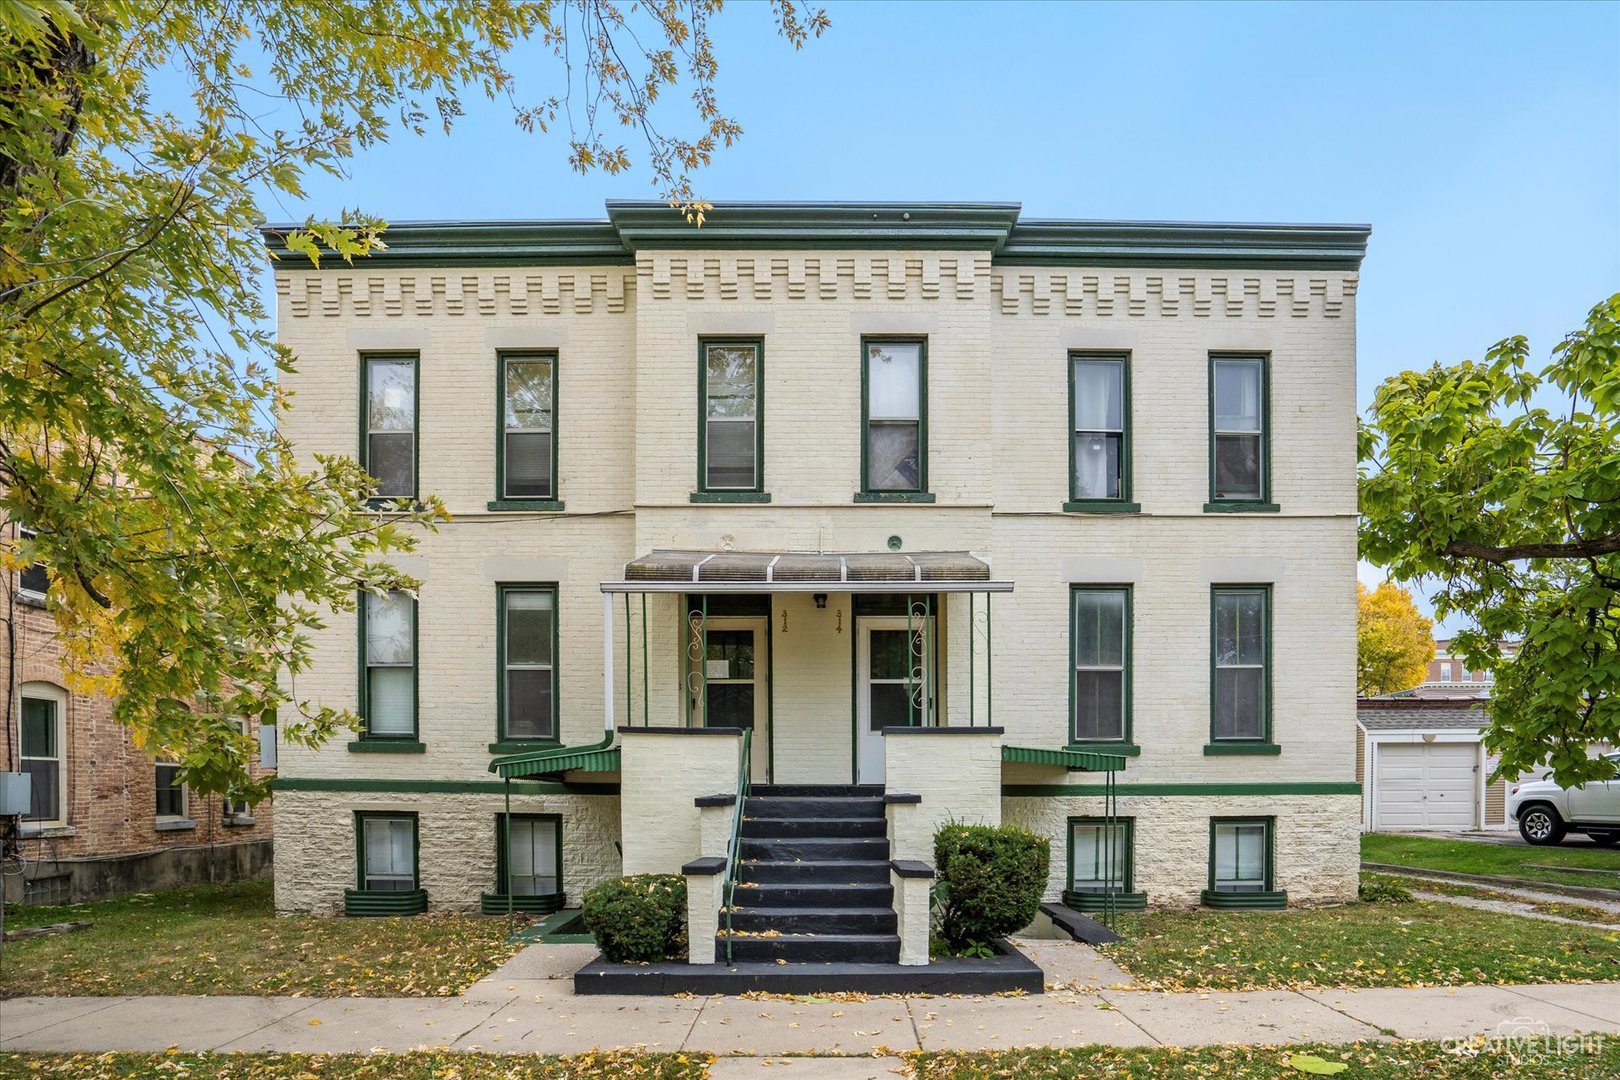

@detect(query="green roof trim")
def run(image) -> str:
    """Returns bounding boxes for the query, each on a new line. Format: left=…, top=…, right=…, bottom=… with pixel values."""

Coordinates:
left=261, top=203, right=1370, bottom=270
left=1002, top=744, right=1127, bottom=772
left=489, top=742, right=621, bottom=780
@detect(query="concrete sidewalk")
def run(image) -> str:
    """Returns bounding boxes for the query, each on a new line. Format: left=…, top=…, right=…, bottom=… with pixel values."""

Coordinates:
left=4, top=942, right=1619, bottom=1062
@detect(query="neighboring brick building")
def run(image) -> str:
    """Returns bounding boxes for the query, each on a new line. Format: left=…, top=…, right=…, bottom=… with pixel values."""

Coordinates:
left=264, top=201, right=1368, bottom=953
left=2, top=515, right=274, bottom=903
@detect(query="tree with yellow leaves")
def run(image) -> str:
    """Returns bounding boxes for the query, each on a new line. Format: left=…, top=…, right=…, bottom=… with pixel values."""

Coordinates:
left=1357, top=582, right=1436, bottom=696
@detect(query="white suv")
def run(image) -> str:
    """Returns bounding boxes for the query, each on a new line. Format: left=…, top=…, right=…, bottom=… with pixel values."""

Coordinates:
left=1507, top=752, right=1620, bottom=846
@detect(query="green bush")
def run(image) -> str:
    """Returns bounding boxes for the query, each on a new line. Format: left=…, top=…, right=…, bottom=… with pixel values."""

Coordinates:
left=580, top=874, right=687, bottom=962
left=1358, top=875, right=1415, bottom=904
left=933, top=823, right=1050, bottom=954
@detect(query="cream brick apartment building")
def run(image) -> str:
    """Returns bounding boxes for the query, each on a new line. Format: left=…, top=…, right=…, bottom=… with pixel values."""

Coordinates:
left=265, top=202, right=1368, bottom=934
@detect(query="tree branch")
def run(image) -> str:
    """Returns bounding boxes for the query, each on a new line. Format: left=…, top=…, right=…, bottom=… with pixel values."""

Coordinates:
left=1441, top=536, right=1620, bottom=563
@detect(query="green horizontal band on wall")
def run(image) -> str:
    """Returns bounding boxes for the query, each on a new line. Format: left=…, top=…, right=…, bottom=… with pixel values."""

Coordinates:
left=344, top=888, right=429, bottom=916
left=1002, top=782, right=1361, bottom=797
left=273, top=777, right=620, bottom=796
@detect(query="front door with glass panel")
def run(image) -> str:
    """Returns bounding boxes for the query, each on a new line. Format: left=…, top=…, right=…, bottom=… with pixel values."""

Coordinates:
left=690, top=617, right=769, bottom=780
left=856, top=616, right=935, bottom=785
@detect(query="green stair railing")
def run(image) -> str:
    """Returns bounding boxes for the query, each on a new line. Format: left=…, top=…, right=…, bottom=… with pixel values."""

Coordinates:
left=722, top=728, right=753, bottom=964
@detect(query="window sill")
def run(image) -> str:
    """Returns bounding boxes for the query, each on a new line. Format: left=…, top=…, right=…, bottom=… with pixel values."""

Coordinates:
left=1201, top=888, right=1287, bottom=910
left=348, top=740, right=427, bottom=754
left=1203, top=501, right=1280, bottom=514
left=344, top=887, right=429, bottom=917
left=223, top=815, right=258, bottom=827
left=1203, top=742, right=1281, bottom=756
left=690, top=491, right=772, bottom=504
left=155, top=818, right=196, bottom=832
left=854, top=491, right=936, bottom=504
left=1062, top=501, right=1141, bottom=514
left=1062, top=889, right=1148, bottom=913
left=1066, top=742, right=1141, bottom=757
left=19, top=824, right=75, bottom=839
left=13, top=590, right=47, bottom=609
left=365, top=497, right=422, bottom=512
left=488, top=740, right=561, bottom=754
left=487, top=499, right=565, bottom=512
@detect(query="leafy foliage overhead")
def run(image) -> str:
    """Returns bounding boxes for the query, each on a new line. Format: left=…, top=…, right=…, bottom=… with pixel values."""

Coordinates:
left=1359, top=295, right=1620, bottom=785
left=0, top=0, right=825, bottom=801
left=1356, top=581, right=1435, bottom=697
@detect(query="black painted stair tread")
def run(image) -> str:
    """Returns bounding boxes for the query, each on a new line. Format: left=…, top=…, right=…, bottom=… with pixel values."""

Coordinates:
left=736, top=883, right=895, bottom=905
left=741, top=816, right=888, bottom=838
left=720, top=932, right=903, bottom=964
left=749, top=784, right=886, bottom=798
left=728, top=906, right=898, bottom=934
left=739, top=859, right=891, bottom=883
left=745, top=797, right=886, bottom=819
left=740, top=837, right=890, bottom=860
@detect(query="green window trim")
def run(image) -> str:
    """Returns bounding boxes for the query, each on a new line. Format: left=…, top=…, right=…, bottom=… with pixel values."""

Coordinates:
left=860, top=336, right=929, bottom=495
left=497, top=583, right=561, bottom=744
left=360, top=352, right=420, bottom=504
left=697, top=338, right=765, bottom=494
left=357, top=589, right=419, bottom=741
left=354, top=810, right=420, bottom=893
left=1206, top=816, right=1278, bottom=896
left=1209, top=585, right=1272, bottom=746
left=494, top=812, right=564, bottom=902
left=1070, top=586, right=1132, bottom=746
left=497, top=351, right=560, bottom=503
left=1207, top=354, right=1272, bottom=507
left=1069, top=352, right=1131, bottom=504
left=1067, top=815, right=1136, bottom=895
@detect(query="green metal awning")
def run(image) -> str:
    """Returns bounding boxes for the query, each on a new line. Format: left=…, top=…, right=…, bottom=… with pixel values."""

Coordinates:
left=489, top=744, right=621, bottom=780
left=1002, top=745, right=1127, bottom=772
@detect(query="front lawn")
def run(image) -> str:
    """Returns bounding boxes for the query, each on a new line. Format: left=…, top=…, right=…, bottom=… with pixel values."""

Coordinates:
left=1101, top=897, right=1620, bottom=990
left=0, top=1053, right=707, bottom=1080
left=911, top=1041, right=1620, bottom=1079
left=0, top=880, right=521, bottom=998
left=1363, top=833, right=1620, bottom=891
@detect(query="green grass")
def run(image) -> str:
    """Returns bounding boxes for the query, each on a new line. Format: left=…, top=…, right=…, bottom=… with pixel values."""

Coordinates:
left=1362, top=870, right=1620, bottom=926
left=0, top=879, right=523, bottom=998
left=0, top=1053, right=708, bottom=1080
left=1363, top=833, right=1620, bottom=891
left=1101, top=897, right=1620, bottom=990
left=911, top=1041, right=1620, bottom=1079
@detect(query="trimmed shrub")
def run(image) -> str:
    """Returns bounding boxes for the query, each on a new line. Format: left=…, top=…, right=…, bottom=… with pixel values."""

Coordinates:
left=580, top=874, right=687, bottom=962
left=933, top=823, right=1050, bottom=954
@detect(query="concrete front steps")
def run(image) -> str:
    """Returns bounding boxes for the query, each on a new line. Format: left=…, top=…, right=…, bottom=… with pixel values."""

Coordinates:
left=573, top=784, right=1045, bottom=995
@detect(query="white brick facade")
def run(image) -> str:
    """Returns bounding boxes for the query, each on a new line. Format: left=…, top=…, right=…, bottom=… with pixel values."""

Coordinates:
left=268, top=204, right=1366, bottom=915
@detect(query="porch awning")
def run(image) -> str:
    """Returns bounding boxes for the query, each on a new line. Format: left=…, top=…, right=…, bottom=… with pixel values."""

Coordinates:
left=490, top=744, right=621, bottom=779
left=604, top=549, right=1013, bottom=593
left=1002, top=744, right=1127, bottom=772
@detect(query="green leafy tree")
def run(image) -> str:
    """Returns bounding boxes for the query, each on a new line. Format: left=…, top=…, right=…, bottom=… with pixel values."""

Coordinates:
left=1360, top=294, right=1620, bottom=786
left=0, top=0, right=826, bottom=802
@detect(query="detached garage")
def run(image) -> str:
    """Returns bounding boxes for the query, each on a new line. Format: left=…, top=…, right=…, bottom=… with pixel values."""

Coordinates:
left=1356, top=699, right=1489, bottom=832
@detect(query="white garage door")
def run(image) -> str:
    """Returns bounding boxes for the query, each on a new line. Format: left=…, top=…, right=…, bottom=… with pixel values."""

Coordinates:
left=1375, top=742, right=1478, bottom=830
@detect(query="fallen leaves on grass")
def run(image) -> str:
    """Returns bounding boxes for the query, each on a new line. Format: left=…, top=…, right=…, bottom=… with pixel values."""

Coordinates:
left=0, top=1051, right=712, bottom=1080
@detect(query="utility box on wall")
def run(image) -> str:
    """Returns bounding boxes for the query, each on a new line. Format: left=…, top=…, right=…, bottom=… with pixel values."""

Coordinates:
left=0, top=772, right=29, bottom=817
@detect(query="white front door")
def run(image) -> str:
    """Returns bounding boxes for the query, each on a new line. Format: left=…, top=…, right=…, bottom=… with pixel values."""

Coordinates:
left=856, top=616, right=934, bottom=785
left=691, top=617, right=769, bottom=781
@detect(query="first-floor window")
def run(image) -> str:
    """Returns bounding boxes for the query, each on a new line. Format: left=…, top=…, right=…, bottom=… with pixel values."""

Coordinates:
left=1212, top=586, right=1269, bottom=741
left=1211, top=819, right=1272, bottom=893
left=1070, top=818, right=1132, bottom=894
left=17, top=527, right=48, bottom=599
left=20, top=692, right=62, bottom=823
left=359, top=813, right=418, bottom=892
left=363, top=590, right=417, bottom=737
left=154, top=763, right=187, bottom=819
left=501, top=585, right=557, bottom=741
left=1072, top=587, right=1129, bottom=742
left=500, top=815, right=561, bottom=897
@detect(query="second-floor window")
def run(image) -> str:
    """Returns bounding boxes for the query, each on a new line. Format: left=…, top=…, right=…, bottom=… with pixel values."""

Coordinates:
left=1210, top=356, right=1268, bottom=503
left=1071, top=355, right=1129, bottom=502
left=362, top=590, right=417, bottom=738
left=1212, top=586, right=1269, bottom=742
left=500, top=585, right=558, bottom=742
left=16, top=527, right=48, bottom=599
left=363, top=354, right=417, bottom=500
left=863, top=338, right=926, bottom=493
left=500, top=353, right=557, bottom=500
left=700, top=340, right=763, bottom=492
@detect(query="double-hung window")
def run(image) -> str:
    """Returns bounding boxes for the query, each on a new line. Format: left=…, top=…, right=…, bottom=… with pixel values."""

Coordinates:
left=358, top=812, right=418, bottom=892
left=862, top=338, right=926, bottom=494
left=361, top=590, right=417, bottom=739
left=498, top=814, right=561, bottom=898
left=699, top=340, right=763, bottom=493
left=1069, top=818, right=1132, bottom=895
left=1070, top=355, right=1130, bottom=505
left=1210, top=356, right=1269, bottom=505
left=1210, top=818, right=1273, bottom=894
left=20, top=691, right=63, bottom=824
left=155, top=763, right=188, bottom=821
left=16, top=527, right=48, bottom=600
left=499, top=353, right=557, bottom=501
left=363, top=354, right=417, bottom=501
left=499, top=585, right=557, bottom=742
left=1072, top=587, right=1130, bottom=745
left=1211, top=586, right=1270, bottom=744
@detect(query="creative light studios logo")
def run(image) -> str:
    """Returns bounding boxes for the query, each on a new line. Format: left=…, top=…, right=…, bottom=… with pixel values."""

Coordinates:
left=1441, top=1016, right=1606, bottom=1057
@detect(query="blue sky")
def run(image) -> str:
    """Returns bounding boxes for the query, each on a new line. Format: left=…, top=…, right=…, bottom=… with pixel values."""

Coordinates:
left=265, top=0, right=1619, bottom=624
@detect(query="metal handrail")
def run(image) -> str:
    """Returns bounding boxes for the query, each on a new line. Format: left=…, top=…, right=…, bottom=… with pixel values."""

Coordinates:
left=722, top=728, right=753, bottom=964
